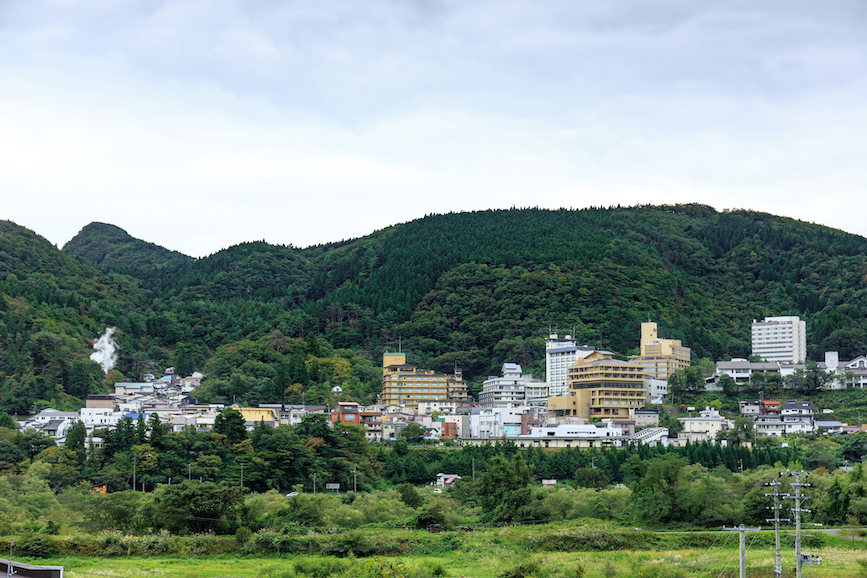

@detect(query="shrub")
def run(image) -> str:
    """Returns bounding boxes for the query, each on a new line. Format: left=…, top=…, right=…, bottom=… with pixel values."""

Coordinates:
left=294, top=556, right=353, bottom=577
left=236, top=525, right=254, bottom=544
left=17, top=533, right=57, bottom=558
left=397, top=483, right=423, bottom=509
left=418, top=560, right=449, bottom=577
left=412, top=505, right=446, bottom=529
left=498, top=559, right=541, bottom=578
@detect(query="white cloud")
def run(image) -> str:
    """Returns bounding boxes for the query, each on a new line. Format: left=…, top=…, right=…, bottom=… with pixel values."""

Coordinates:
left=1, top=0, right=866, bottom=255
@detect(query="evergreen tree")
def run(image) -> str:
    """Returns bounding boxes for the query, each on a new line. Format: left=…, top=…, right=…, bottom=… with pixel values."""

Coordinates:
left=214, top=408, right=247, bottom=445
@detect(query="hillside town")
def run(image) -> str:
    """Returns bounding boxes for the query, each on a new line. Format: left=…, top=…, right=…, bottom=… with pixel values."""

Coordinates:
left=20, top=316, right=866, bottom=454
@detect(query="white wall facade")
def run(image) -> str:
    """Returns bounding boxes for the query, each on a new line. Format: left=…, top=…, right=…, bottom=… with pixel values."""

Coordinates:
left=545, top=334, right=594, bottom=396
left=469, top=407, right=531, bottom=438
left=751, top=316, right=807, bottom=363
left=480, top=363, right=547, bottom=408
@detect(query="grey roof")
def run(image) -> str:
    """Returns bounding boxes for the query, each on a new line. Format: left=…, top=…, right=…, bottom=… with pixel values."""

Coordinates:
left=782, top=401, right=814, bottom=410
left=718, top=361, right=781, bottom=371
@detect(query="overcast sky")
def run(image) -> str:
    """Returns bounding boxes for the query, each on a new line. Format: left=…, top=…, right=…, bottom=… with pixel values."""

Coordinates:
left=2, top=1, right=866, bottom=257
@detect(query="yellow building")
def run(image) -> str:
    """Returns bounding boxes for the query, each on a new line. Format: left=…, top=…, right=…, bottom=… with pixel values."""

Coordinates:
left=380, top=353, right=468, bottom=406
left=548, top=351, right=646, bottom=419
left=628, top=321, right=691, bottom=379
left=235, top=407, right=279, bottom=424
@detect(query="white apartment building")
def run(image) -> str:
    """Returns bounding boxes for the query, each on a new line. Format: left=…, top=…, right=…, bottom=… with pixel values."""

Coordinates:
left=545, top=333, right=595, bottom=396
left=646, top=378, right=668, bottom=404
left=820, top=352, right=867, bottom=389
left=678, top=407, right=728, bottom=442
left=480, top=363, right=547, bottom=408
left=751, top=316, right=807, bottom=363
left=781, top=400, right=814, bottom=434
left=469, top=406, right=533, bottom=438
left=79, top=407, right=123, bottom=428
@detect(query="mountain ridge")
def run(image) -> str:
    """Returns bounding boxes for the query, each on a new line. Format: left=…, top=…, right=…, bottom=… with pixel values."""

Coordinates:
left=63, top=222, right=194, bottom=271
left=3, top=204, right=867, bottom=410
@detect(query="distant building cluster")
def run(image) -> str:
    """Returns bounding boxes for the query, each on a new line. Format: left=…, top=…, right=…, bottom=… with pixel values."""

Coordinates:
left=18, top=312, right=867, bottom=452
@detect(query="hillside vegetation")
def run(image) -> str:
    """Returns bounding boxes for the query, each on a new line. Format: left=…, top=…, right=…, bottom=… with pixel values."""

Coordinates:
left=63, top=222, right=192, bottom=272
left=0, top=204, right=864, bottom=411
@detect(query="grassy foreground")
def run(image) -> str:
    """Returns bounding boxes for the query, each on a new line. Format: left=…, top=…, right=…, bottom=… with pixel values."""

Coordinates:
left=12, top=526, right=867, bottom=578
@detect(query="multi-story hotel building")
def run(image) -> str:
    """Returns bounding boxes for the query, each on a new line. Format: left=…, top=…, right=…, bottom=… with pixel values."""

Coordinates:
left=548, top=351, right=647, bottom=419
left=379, top=352, right=468, bottom=406
left=545, top=334, right=595, bottom=396
left=628, top=321, right=691, bottom=379
left=751, top=316, right=806, bottom=363
left=479, top=363, right=548, bottom=408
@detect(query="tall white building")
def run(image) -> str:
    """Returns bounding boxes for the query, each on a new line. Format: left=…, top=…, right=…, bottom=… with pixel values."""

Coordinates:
left=751, top=316, right=807, bottom=363
left=545, top=334, right=595, bottom=396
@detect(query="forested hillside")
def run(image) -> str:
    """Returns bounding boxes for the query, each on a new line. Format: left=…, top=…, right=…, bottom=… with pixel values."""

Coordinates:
left=2, top=204, right=866, bottom=412
left=64, top=222, right=192, bottom=272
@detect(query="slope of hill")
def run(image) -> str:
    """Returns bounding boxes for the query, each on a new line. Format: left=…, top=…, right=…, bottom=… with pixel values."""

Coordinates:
left=4, top=205, right=867, bottom=411
left=63, top=222, right=193, bottom=271
left=0, top=221, right=155, bottom=412
left=289, top=205, right=867, bottom=377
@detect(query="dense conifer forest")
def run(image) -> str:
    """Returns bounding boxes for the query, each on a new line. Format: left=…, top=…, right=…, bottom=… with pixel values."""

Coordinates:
left=2, top=204, right=867, bottom=411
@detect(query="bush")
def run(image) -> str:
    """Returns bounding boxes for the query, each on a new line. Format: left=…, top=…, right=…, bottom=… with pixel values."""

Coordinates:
left=236, top=525, right=254, bottom=544
left=294, top=556, right=353, bottom=577
left=499, top=559, right=541, bottom=578
left=397, top=484, right=423, bottom=509
left=418, top=560, right=449, bottom=577
left=412, top=505, right=446, bottom=529
left=17, top=533, right=57, bottom=558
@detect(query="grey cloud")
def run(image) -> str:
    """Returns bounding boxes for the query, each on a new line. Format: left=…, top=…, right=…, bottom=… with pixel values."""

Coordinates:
left=5, top=0, right=866, bottom=120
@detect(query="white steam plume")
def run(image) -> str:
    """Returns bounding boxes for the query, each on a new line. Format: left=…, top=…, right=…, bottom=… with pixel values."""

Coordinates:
left=90, top=327, right=118, bottom=373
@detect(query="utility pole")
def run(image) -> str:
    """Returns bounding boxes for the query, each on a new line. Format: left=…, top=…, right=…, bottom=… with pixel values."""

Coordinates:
left=313, top=472, right=317, bottom=495
left=723, top=524, right=761, bottom=578
left=764, top=478, right=790, bottom=577
left=240, top=462, right=244, bottom=487
left=7, top=539, right=13, bottom=578
left=133, top=456, right=137, bottom=492
left=353, top=464, right=357, bottom=493
left=472, top=459, right=475, bottom=481
left=188, top=463, right=192, bottom=480
left=784, top=470, right=821, bottom=578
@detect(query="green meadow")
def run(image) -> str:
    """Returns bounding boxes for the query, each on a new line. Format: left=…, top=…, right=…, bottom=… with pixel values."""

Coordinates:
left=13, top=524, right=867, bottom=578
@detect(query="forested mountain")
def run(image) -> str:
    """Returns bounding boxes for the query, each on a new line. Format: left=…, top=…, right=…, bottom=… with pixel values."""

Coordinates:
left=2, top=204, right=867, bottom=412
left=64, top=222, right=193, bottom=271
left=0, top=221, right=150, bottom=412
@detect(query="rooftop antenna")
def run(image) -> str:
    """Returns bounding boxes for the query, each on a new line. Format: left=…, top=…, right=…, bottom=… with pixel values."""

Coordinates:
left=398, top=337, right=402, bottom=353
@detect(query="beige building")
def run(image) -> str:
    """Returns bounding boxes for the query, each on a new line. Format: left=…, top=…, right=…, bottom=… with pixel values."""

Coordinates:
left=380, top=352, right=468, bottom=406
left=628, top=321, right=691, bottom=380
left=235, top=407, right=279, bottom=425
left=677, top=407, right=727, bottom=442
left=548, top=351, right=646, bottom=419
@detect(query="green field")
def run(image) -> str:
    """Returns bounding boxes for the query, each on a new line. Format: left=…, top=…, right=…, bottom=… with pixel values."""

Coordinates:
left=12, top=526, right=867, bottom=578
